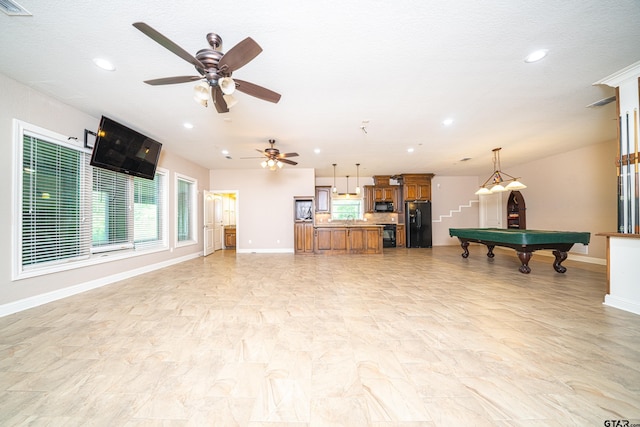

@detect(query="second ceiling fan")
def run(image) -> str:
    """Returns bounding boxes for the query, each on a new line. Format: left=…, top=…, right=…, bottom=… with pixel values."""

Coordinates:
left=132, top=22, right=281, bottom=113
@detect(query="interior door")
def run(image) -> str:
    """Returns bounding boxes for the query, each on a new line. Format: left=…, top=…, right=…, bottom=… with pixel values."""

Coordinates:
left=479, top=192, right=503, bottom=228
left=214, top=195, right=223, bottom=250
left=203, top=191, right=216, bottom=256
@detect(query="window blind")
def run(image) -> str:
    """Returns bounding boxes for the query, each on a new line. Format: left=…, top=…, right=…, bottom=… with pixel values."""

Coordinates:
left=21, top=134, right=91, bottom=267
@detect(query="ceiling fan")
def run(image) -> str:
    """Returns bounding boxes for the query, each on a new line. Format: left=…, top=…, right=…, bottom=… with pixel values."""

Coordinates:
left=132, top=22, right=281, bottom=113
left=243, top=139, right=298, bottom=169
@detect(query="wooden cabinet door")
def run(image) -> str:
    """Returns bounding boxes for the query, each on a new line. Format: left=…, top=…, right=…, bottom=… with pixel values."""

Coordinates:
left=417, top=182, right=431, bottom=200
left=294, top=223, right=306, bottom=253
left=365, top=228, right=382, bottom=253
left=373, top=187, right=385, bottom=201
left=315, top=228, right=333, bottom=253
left=404, top=182, right=431, bottom=201
left=382, top=187, right=394, bottom=201
left=295, top=223, right=314, bottom=253
left=349, top=228, right=366, bottom=253
left=364, top=185, right=374, bottom=212
left=404, top=183, right=418, bottom=201
left=331, top=229, right=348, bottom=253
left=315, top=186, right=331, bottom=212
left=396, top=224, right=405, bottom=248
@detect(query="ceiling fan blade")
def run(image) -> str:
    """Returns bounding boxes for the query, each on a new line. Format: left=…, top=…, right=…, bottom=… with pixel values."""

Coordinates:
left=133, top=22, right=206, bottom=73
left=212, top=86, right=229, bottom=113
left=234, top=79, right=281, bottom=103
left=255, top=149, right=269, bottom=155
left=279, top=158, right=298, bottom=166
left=219, top=37, right=262, bottom=72
left=144, top=76, right=203, bottom=85
left=278, top=152, right=299, bottom=158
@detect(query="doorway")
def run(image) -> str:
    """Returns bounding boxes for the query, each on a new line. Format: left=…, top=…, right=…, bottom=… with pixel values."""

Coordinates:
left=212, top=190, right=238, bottom=251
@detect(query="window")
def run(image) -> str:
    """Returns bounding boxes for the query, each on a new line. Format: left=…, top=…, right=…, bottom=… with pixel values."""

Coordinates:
left=331, top=198, right=363, bottom=220
left=20, top=130, right=91, bottom=268
left=176, top=173, right=197, bottom=246
left=14, top=120, right=168, bottom=279
left=91, top=168, right=168, bottom=253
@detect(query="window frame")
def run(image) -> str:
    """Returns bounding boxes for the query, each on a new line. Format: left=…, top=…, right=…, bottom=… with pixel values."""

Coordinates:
left=175, top=172, right=198, bottom=248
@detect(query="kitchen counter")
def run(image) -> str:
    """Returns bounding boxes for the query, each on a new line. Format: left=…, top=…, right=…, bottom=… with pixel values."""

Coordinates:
left=314, top=224, right=383, bottom=254
left=315, top=223, right=383, bottom=228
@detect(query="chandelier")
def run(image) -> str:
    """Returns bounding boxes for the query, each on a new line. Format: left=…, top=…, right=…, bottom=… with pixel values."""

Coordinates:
left=475, top=148, right=526, bottom=195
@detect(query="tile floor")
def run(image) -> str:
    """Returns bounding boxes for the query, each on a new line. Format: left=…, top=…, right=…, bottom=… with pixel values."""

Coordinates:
left=0, top=246, right=639, bottom=426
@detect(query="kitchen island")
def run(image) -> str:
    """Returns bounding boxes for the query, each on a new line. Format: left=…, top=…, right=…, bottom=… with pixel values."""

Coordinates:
left=314, top=223, right=383, bottom=254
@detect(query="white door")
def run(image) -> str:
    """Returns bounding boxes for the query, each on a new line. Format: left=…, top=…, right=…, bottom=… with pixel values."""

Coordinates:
left=214, top=196, right=223, bottom=250
left=203, top=191, right=216, bottom=256
left=479, top=192, right=503, bottom=228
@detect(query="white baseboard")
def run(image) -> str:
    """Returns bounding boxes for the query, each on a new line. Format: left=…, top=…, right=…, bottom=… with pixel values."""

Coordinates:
left=0, top=253, right=201, bottom=318
left=236, top=248, right=295, bottom=254
left=604, top=295, right=640, bottom=316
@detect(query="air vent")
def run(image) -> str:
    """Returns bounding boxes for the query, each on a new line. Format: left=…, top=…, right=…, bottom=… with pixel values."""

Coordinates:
left=0, top=0, right=31, bottom=15
left=586, top=95, right=616, bottom=108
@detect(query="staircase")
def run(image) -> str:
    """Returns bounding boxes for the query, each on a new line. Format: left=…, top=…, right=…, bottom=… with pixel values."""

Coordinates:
left=432, top=200, right=479, bottom=223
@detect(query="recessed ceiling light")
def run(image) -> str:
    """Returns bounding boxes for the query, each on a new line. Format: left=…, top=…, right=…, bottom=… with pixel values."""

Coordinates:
left=221, top=149, right=229, bottom=155
left=92, top=58, right=116, bottom=71
left=524, top=49, right=548, bottom=63
left=314, top=148, right=321, bottom=154
left=443, top=118, right=454, bottom=126
left=183, top=122, right=194, bottom=129
left=407, top=148, right=414, bottom=153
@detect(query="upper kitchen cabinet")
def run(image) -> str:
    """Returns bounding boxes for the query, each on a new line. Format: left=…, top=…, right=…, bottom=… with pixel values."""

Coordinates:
left=363, top=185, right=375, bottom=213
left=315, top=186, right=331, bottom=212
left=401, top=173, right=434, bottom=201
left=373, top=186, right=395, bottom=202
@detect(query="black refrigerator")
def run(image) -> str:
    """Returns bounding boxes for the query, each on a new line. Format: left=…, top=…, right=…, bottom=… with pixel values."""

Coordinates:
left=405, top=201, right=432, bottom=248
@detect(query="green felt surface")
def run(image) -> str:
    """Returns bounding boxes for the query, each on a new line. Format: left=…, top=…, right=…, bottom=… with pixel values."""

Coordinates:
left=449, top=228, right=590, bottom=246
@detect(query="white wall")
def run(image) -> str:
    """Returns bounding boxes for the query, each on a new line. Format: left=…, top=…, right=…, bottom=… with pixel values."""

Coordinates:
left=502, top=140, right=617, bottom=260
left=0, top=73, right=209, bottom=313
left=431, top=176, right=480, bottom=246
left=210, top=168, right=315, bottom=252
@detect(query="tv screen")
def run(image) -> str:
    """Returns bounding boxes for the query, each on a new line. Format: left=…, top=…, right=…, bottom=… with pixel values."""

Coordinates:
left=90, top=116, right=162, bottom=180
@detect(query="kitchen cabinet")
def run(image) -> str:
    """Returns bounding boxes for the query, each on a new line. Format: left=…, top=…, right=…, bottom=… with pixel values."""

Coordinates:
left=294, top=197, right=315, bottom=254
left=315, top=227, right=348, bottom=254
left=224, top=227, right=236, bottom=248
left=401, top=173, right=434, bottom=201
left=363, top=185, right=375, bottom=212
left=367, top=185, right=400, bottom=212
left=373, top=186, right=395, bottom=202
left=295, top=222, right=315, bottom=253
left=315, top=186, right=331, bottom=212
left=314, top=226, right=382, bottom=254
left=396, top=224, right=405, bottom=248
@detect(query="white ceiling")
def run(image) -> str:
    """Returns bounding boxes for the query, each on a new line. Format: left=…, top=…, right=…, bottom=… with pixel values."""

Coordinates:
left=2, top=0, right=639, bottom=178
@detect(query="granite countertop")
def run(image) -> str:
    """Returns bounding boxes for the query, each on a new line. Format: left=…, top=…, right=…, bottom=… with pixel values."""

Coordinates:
left=314, top=223, right=384, bottom=228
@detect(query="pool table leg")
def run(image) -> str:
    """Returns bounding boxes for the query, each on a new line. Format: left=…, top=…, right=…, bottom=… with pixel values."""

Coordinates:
left=486, top=245, right=495, bottom=258
left=460, top=240, right=470, bottom=258
left=516, top=251, right=532, bottom=274
left=552, top=250, right=568, bottom=273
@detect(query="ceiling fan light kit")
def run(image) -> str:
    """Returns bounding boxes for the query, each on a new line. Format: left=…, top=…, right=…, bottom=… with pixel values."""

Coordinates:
left=132, top=22, right=280, bottom=113
left=243, top=139, right=298, bottom=170
left=475, top=147, right=526, bottom=195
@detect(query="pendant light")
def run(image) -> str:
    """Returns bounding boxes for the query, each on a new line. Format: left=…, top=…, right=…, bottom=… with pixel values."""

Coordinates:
left=355, top=163, right=361, bottom=195
left=475, top=147, right=526, bottom=195
left=332, top=163, right=337, bottom=193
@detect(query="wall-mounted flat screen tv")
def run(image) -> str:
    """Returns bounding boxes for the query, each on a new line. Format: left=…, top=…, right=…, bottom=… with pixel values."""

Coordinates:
left=90, top=116, right=162, bottom=180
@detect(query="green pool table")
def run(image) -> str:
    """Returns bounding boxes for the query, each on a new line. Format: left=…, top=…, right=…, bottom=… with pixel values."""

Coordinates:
left=448, top=228, right=591, bottom=274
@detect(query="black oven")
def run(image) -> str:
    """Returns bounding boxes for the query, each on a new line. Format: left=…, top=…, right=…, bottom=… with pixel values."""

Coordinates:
left=380, top=224, right=396, bottom=248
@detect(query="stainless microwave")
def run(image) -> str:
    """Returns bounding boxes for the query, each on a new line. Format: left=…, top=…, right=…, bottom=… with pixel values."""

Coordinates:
left=374, top=201, right=394, bottom=212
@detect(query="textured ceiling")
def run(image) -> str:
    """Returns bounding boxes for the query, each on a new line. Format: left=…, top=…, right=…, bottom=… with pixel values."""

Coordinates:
left=1, top=0, right=639, bottom=178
